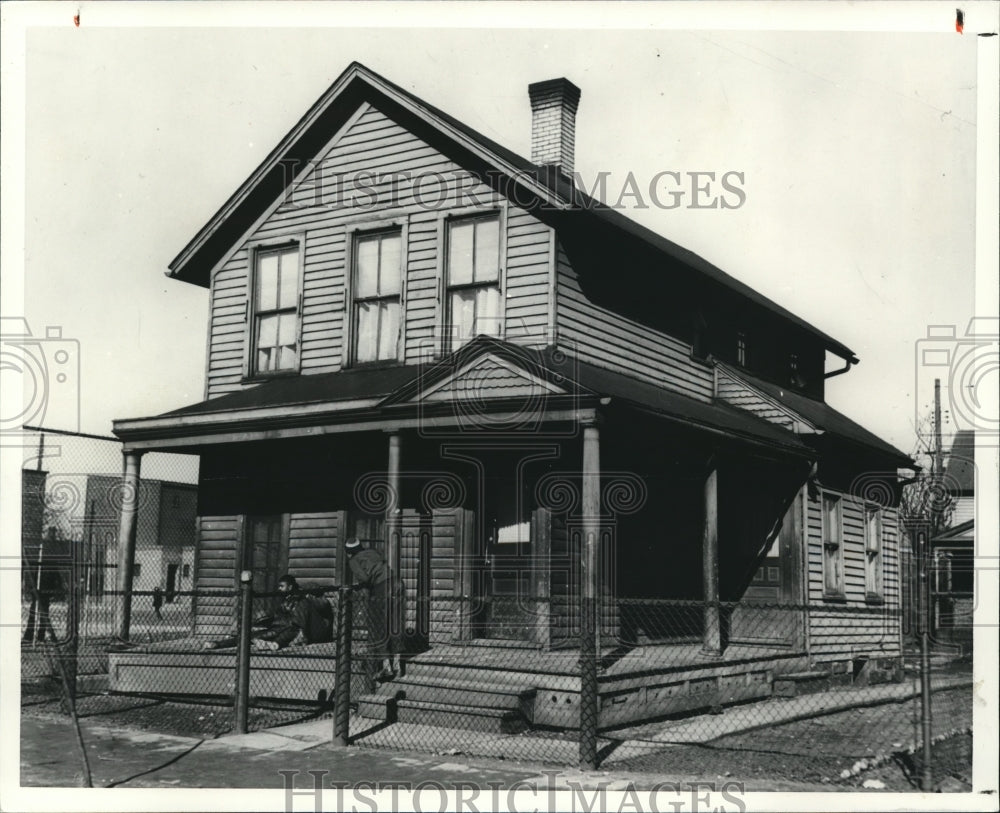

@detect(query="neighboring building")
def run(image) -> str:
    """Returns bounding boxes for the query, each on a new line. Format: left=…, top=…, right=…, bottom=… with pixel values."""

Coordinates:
left=42, top=474, right=197, bottom=598
left=944, top=429, right=975, bottom=525
left=931, top=430, right=976, bottom=652
left=111, top=64, right=910, bottom=725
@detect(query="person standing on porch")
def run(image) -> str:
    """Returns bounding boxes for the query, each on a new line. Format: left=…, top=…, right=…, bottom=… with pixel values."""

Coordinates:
left=344, top=538, right=402, bottom=682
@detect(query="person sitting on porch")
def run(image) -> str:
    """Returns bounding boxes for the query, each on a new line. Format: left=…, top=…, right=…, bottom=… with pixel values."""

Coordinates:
left=202, top=575, right=334, bottom=651
left=345, top=538, right=404, bottom=682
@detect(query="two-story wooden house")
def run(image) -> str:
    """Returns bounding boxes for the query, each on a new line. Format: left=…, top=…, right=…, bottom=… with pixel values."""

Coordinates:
left=110, top=62, right=910, bottom=728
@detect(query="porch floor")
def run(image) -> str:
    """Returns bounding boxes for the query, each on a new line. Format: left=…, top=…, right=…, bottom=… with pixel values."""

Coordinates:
left=108, top=636, right=807, bottom=729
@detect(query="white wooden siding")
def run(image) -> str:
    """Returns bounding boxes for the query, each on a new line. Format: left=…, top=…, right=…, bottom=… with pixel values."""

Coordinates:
left=193, top=515, right=240, bottom=634
left=205, top=104, right=554, bottom=397
left=805, top=489, right=902, bottom=660
left=554, top=242, right=714, bottom=402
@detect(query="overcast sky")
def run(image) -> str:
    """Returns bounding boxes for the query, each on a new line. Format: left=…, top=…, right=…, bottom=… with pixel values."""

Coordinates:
left=8, top=7, right=991, bottom=460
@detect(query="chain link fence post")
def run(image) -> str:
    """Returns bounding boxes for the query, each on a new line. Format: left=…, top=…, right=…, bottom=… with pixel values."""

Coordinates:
left=234, top=570, right=254, bottom=735
left=333, top=586, right=353, bottom=746
left=579, top=592, right=598, bottom=770
left=916, top=524, right=934, bottom=790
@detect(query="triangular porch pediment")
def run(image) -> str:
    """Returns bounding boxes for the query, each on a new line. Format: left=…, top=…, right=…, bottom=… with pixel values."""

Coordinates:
left=405, top=352, right=568, bottom=405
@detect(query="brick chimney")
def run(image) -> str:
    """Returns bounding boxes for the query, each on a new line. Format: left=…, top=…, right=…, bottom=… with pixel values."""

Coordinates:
left=528, top=78, right=581, bottom=179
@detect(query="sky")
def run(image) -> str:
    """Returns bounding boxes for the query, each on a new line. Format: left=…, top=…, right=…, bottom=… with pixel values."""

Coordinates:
left=4, top=4, right=994, bottom=462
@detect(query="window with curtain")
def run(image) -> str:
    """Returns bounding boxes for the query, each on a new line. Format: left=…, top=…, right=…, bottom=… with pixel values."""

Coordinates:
left=352, top=230, right=402, bottom=364
left=252, top=244, right=300, bottom=374
left=446, top=215, right=501, bottom=350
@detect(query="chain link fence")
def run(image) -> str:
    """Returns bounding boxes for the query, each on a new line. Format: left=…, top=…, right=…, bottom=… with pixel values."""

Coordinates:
left=19, top=428, right=974, bottom=790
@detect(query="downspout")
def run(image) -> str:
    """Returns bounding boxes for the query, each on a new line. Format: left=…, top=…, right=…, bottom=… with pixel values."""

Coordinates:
left=823, top=355, right=858, bottom=380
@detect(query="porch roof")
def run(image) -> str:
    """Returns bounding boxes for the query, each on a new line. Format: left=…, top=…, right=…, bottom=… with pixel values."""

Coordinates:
left=719, top=366, right=912, bottom=467
left=113, top=337, right=811, bottom=457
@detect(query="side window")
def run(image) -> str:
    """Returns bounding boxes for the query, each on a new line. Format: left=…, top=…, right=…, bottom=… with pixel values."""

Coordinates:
left=446, top=215, right=501, bottom=350
left=352, top=230, right=402, bottom=364
left=251, top=244, right=300, bottom=375
left=822, top=492, right=844, bottom=597
left=864, top=504, right=883, bottom=597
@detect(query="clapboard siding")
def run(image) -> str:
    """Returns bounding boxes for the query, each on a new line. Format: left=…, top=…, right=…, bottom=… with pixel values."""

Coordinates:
left=504, top=209, right=552, bottom=343
left=716, top=370, right=797, bottom=428
left=286, top=511, right=342, bottom=586
left=194, top=515, right=240, bottom=634
left=805, top=489, right=902, bottom=660
left=205, top=104, right=554, bottom=396
left=555, top=242, right=713, bottom=402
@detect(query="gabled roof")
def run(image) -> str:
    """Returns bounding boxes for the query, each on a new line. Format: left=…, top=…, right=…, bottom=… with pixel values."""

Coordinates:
left=169, top=61, right=856, bottom=363
left=944, top=429, right=975, bottom=495
left=719, top=366, right=912, bottom=466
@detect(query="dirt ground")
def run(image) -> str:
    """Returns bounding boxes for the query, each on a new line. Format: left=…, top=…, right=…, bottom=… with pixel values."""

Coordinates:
left=610, top=686, right=972, bottom=791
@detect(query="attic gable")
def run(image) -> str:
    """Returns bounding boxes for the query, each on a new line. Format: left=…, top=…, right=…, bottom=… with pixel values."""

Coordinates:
left=169, top=62, right=564, bottom=288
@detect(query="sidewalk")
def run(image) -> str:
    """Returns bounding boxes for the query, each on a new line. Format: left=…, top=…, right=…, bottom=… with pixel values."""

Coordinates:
left=20, top=713, right=834, bottom=792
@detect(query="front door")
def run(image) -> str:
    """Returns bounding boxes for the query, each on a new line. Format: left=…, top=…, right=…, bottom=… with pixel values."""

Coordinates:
left=480, top=516, right=535, bottom=640
left=242, top=514, right=288, bottom=617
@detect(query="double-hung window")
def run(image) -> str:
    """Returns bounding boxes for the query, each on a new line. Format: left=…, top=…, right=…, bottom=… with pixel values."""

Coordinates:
left=352, top=230, right=402, bottom=364
left=864, top=504, right=883, bottom=598
left=446, top=214, right=501, bottom=350
left=822, top=492, right=844, bottom=597
left=252, top=244, right=300, bottom=375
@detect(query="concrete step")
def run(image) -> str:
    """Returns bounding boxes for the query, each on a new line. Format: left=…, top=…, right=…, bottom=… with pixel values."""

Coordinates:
left=395, top=698, right=528, bottom=734
left=393, top=675, right=535, bottom=720
left=357, top=692, right=396, bottom=721
left=772, top=671, right=831, bottom=697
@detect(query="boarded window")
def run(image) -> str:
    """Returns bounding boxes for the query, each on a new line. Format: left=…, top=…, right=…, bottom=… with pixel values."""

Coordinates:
left=447, top=215, right=501, bottom=349
left=822, top=493, right=844, bottom=597
left=865, top=505, right=883, bottom=596
left=253, top=245, right=300, bottom=374
left=353, top=231, right=402, bottom=364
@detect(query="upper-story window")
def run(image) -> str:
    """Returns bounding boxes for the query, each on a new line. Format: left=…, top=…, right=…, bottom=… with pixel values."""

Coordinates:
left=252, top=244, right=300, bottom=375
left=736, top=331, right=749, bottom=368
left=352, top=230, right=402, bottom=364
left=864, top=504, right=883, bottom=598
left=822, top=492, right=845, bottom=598
left=446, top=214, right=501, bottom=350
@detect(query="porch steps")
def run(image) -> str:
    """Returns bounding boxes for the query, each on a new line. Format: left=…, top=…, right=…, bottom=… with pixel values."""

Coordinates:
left=357, top=673, right=536, bottom=732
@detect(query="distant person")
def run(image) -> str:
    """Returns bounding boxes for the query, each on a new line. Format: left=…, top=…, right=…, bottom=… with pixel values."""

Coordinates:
left=152, top=586, right=164, bottom=620
left=344, top=538, right=404, bottom=681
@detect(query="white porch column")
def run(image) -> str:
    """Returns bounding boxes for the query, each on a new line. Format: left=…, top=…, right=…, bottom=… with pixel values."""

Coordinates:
left=116, top=450, right=143, bottom=641
left=581, top=421, right=601, bottom=647
left=702, top=466, right=722, bottom=657
left=386, top=432, right=402, bottom=578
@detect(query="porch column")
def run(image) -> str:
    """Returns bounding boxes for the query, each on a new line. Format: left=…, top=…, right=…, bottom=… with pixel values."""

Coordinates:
left=386, top=432, right=402, bottom=578
left=116, top=450, right=143, bottom=641
left=582, top=422, right=601, bottom=633
left=701, top=465, right=722, bottom=657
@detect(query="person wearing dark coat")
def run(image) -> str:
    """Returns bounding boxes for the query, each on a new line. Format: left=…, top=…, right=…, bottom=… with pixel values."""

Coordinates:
left=203, top=574, right=333, bottom=651
left=345, top=538, right=403, bottom=681
left=251, top=575, right=335, bottom=651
